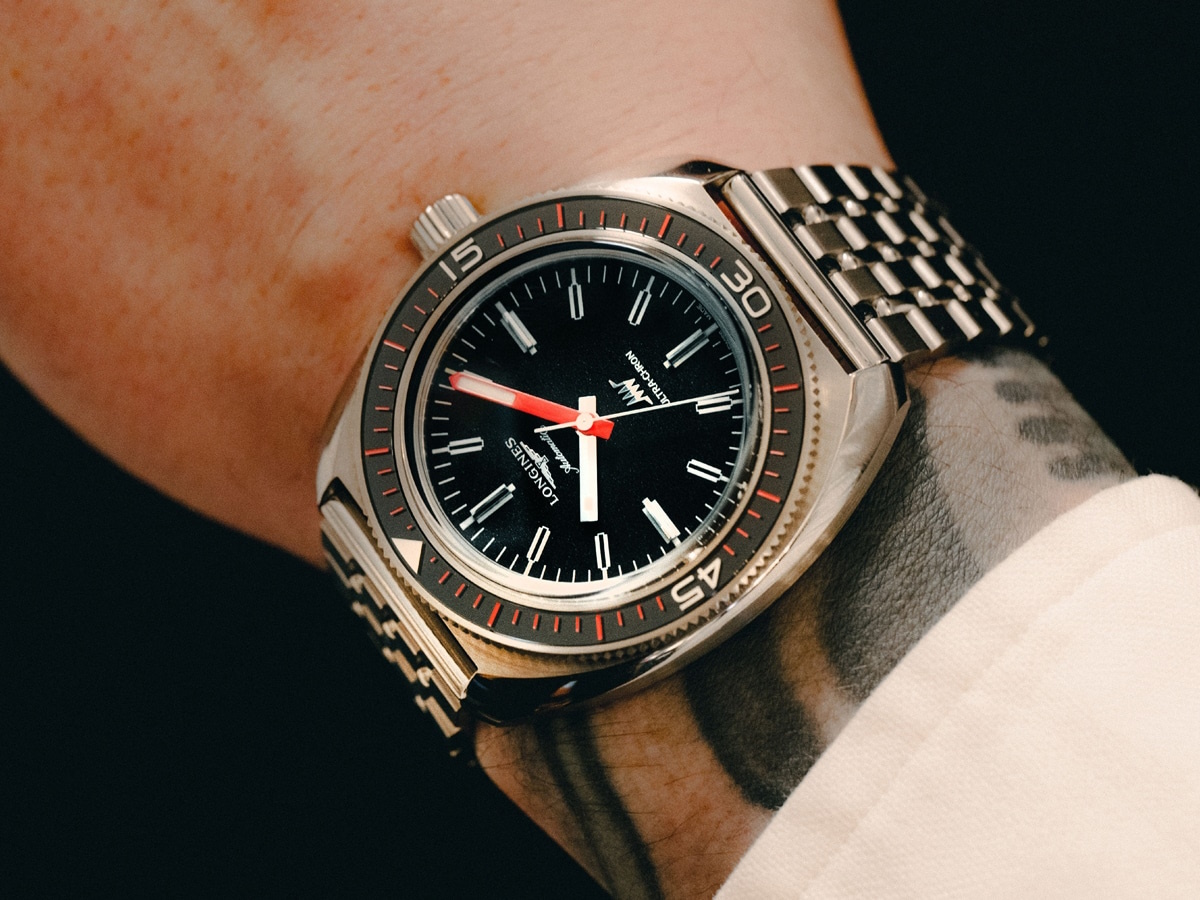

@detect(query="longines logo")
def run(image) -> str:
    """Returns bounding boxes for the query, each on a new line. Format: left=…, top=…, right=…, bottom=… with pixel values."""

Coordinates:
left=506, top=437, right=561, bottom=506
left=517, top=440, right=558, bottom=488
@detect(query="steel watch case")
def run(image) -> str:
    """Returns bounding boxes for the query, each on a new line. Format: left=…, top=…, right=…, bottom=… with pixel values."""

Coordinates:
left=316, top=162, right=906, bottom=725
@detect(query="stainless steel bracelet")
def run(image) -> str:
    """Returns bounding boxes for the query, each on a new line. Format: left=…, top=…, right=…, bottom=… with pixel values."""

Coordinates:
left=320, top=485, right=475, bottom=759
left=734, top=164, right=1037, bottom=368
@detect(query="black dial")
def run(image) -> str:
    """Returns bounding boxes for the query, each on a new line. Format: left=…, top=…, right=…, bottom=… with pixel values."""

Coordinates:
left=360, top=194, right=807, bottom=651
left=407, top=244, right=756, bottom=600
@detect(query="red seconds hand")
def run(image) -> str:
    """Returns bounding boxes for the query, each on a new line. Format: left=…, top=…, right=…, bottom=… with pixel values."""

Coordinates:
left=448, top=371, right=614, bottom=439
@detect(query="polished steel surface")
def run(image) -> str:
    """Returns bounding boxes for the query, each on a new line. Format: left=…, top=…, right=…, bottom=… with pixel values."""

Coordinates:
left=747, top=165, right=1038, bottom=366
left=410, top=193, right=481, bottom=262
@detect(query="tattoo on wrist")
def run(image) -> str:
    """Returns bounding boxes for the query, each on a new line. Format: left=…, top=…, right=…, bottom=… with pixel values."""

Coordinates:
left=981, top=349, right=1132, bottom=481
left=683, top=612, right=822, bottom=810
left=685, top=384, right=980, bottom=809
left=533, top=716, right=663, bottom=899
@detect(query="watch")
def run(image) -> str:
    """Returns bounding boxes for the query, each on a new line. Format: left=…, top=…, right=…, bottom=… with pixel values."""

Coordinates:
left=316, top=161, right=1035, bottom=753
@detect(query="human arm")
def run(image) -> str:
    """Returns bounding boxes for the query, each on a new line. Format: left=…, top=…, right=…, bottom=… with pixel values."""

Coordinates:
left=0, top=3, right=1140, bottom=897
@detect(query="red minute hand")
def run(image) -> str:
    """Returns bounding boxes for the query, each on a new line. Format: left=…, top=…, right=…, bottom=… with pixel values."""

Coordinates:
left=448, top=371, right=614, bottom=439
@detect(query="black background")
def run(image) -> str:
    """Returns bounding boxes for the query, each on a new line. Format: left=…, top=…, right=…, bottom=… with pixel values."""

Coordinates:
left=3, top=3, right=1197, bottom=896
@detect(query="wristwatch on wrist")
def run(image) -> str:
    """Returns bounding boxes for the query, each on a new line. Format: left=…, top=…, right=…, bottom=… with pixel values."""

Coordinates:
left=316, top=161, right=1035, bottom=754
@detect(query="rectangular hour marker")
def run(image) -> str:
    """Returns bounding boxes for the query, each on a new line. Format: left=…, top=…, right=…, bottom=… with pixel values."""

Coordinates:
left=641, top=498, right=682, bottom=546
left=695, top=391, right=737, bottom=415
left=568, top=268, right=584, bottom=320
left=523, top=525, right=551, bottom=575
left=686, top=459, right=727, bottom=483
left=460, top=483, right=516, bottom=530
left=431, top=436, right=485, bottom=456
left=628, top=276, right=653, bottom=326
left=664, top=323, right=719, bottom=368
left=496, top=301, right=538, bottom=354
left=594, top=532, right=611, bottom=572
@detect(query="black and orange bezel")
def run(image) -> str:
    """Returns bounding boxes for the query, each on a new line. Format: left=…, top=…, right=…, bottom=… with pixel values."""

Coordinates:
left=358, top=193, right=807, bottom=652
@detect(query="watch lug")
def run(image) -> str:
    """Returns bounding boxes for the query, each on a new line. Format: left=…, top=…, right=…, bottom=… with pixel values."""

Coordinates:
left=658, top=159, right=738, bottom=185
left=721, top=173, right=889, bottom=371
left=802, top=361, right=908, bottom=541
left=410, top=193, right=481, bottom=261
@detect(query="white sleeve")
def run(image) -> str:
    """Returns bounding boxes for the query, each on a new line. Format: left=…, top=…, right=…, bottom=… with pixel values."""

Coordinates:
left=717, top=475, right=1200, bottom=899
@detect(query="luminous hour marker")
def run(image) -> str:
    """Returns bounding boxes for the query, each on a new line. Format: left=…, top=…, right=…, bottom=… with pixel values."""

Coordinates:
left=431, top=436, right=485, bottom=456
left=523, top=525, right=551, bottom=575
left=496, top=301, right=538, bottom=355
left=664, top=323, right=719, bottom=368
left=594, top=532, right=611, bottom=572
left=686, top=459, right=728, bottom=483
left=628, top=276, right=653, bottom=325
left=641, top=498, right=682, bottom=546
left=695, top=391, right=737, bottom=415
left=568, top=267, right=584, bottom=320
left=460, top=483, right=516, bottom=530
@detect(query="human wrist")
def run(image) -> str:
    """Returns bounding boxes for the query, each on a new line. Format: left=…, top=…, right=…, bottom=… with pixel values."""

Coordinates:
left=476, top=350, right=1132, bottom=899
left=0, top=0, right=886, bottom=564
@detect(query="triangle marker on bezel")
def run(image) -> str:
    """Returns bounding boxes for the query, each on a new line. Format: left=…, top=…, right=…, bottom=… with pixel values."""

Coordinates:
left=393, top=538, right=424, bottom=573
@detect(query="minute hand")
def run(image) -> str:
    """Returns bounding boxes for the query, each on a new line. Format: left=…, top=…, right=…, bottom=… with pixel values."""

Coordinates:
left=533, top=388, right=739, bottom=433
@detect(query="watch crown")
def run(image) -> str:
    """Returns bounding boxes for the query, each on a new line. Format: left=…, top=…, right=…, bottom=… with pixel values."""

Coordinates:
left=410, top=194, right=481, bottom=261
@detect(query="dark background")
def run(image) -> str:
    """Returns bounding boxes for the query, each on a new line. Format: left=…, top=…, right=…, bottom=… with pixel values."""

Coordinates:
left=3, top=3, right=1197, bottom=896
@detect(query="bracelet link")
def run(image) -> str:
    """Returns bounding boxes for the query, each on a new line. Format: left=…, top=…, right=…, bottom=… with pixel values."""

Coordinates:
left=749, top=165, right=1040, bottom=367
left=320, top=490, right=475, bottom=757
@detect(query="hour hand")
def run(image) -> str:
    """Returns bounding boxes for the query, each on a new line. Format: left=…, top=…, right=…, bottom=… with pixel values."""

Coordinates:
left=578, top=396, right=599, bottom=522
left=448, top=371, right=614, bottom=439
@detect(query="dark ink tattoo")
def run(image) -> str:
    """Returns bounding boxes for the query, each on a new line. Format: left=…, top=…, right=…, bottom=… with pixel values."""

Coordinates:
left=989, top=353, right=1132, bottom=481
left=816, top=386, right=981, bottom=700
left=683, top=610, right=822, bottom=810
left=482, top=349, right=1134, bottom=898
left=684, top=389, right=980, bottom=808
left=534, top=715, right=663, bottom=900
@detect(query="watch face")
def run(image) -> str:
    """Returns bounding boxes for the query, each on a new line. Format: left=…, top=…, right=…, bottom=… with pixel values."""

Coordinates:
left=360, top=194, right=808, bottom=653
left=412, top=243, right=755, bottom=595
